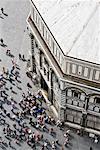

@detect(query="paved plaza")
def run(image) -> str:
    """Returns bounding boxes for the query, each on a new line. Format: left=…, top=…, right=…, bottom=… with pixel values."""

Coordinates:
left=0, top=0, right=100, bottom=150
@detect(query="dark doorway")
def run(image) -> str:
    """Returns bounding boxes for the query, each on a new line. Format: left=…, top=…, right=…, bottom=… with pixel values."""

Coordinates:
left=41, top=75, right=48, bottom=92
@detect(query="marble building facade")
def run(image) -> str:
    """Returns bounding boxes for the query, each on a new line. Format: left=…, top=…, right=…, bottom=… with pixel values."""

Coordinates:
left=27, top=0, right=100, bottom=134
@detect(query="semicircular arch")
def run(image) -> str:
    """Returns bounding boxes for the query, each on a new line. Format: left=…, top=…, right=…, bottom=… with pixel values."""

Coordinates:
left=88, top=93, right=100, bottom=97
left=64, top=86, right=87, bottom=95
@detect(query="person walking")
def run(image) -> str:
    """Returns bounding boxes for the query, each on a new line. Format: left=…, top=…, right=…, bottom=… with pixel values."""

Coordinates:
left=61, top=145, right=64, bottom=150
left=0, top=38, right=3, bottom=44
left=8, top=141, right=11, bottom=147
left=27, top=82, right=32, bottom=88
left=10, top=86, right=13, bottom=92
left=11, top=65, right=15, bottom=74
left=1, top=8, right=4, bottom=14
left=22, top=54, right=25, bottom=61
left=19, top=53, right=22, bottom=60
left=41, top=145, right=44, bottom=150
left=2, top=67, right=6, bottom=74
left=3, top=127, right=6, bottom=134
left=6, top=69, right=9, bottom=78
left=6, top=49, right=11, bottom=55
left=15, top=74, right=18, bottom=81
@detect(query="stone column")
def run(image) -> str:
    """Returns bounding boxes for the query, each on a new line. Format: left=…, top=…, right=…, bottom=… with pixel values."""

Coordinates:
left=61, top=89, right=66, bottom=107
left=47, top=68, right=54, bottom=104
left=58, top=89, right=66, bottom=121
left=28, top=33, right=34, bottom=72
left=58, top=107, right=65, bottom=121
left=48, top=88, right=52, bottom=103
left=81, top=110, right=87, bottom=128
left=39, top=50, right=42, bottom=69
left=80, top=95, right=88, bottom=129
left=85, top=96, right=89, bottom=110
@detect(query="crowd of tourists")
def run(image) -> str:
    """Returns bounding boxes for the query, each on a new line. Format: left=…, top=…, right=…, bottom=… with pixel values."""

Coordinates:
left=0, top=50, right=72, bottom=149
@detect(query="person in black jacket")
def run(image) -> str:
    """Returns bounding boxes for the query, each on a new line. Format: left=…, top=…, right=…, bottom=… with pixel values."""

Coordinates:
left=0, top=38, right=3, bottom=44
left=27, top=82, right=32, bottom=88
left=1, top=8, right=4, bottom=14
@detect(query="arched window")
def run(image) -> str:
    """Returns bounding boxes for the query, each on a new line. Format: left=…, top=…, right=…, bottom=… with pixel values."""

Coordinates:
left=67, top=89, right=72, bottom=97
left=94, top=106, right=99, bottom=112
left=95, top=97, right=100, bottom=104
left=80, top=93, right=85, bottom=101
left=89, top=97, right=94, bottom=103
left=72, top=90, right=80, bottom=98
